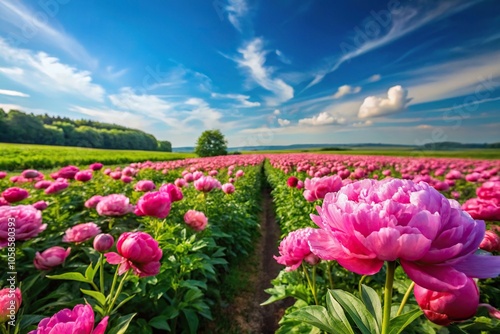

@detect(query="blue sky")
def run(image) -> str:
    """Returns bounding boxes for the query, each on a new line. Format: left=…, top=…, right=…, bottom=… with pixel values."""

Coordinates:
left=0, top=0, right=499, bottom=147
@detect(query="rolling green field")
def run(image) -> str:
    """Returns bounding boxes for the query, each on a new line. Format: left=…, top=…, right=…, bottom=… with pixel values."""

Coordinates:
left=0, top=143, right=195, bottom=170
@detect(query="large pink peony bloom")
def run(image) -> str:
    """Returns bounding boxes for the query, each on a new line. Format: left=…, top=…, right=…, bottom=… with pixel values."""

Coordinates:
left=105, top=232, right=162, bottom=277
left=183, top=210, right=208, bottom=231
left=0, top=205, right=46, bottom=248
left=34, top=246, right=71, bottom=270
left=96, top=194, right=133, bottom=216
left=462, top=198, right=500, bottom=221
left=0, top=287, right=22, bottom=323
left=135, top=191, right=171, bottom=219
left=28, top=304, right=108, bottom=334
left=194, top=176, right=221, bottom=192
left=308, top=178, right=500, bottom=292
left=303, top=175, right=343, bottom=202
left=2, top=187, right=29, bottom=203
left=414, top=277, right=479, bottom=326
left=159, top=183, right=183, bottom=202
left=63, top=223, right=101, bottom=243
left=274, top=227, right=320, bottom=271
left=477, top=181, right=500, bottom=201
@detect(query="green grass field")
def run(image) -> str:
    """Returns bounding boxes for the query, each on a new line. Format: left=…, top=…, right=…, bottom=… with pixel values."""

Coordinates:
left=0, top=143, right=195, bottom=170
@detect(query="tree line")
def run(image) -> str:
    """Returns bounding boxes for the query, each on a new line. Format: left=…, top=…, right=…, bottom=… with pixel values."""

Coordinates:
left=0, top=109, right=172, bottom=152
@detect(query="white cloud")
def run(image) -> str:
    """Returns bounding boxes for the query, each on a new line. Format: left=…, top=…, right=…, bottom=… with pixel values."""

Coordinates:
left=273, top=109, right=281, bottom=115
left=226, top=0, right=248, bottom=31
left=0, top=0, right=97, bottom=68
left=210, top=92, right=260, bottom=107
left=277, top=118, right=290, bottom=126
left=109, top=87, right=174, bottom=119
left=275, top=49, right=292, bottom=64
left=358, top=85, right=411, bottom=118
left=368, top=74, right=381, bottom=82
left=299, top=112, right=346, bottom=126
left=352, top=120, right=373, bottom=127
left=0, top=89, right=29, bottom=97
left=236, top=38, right=294, bottom=106
left=305, top=0, right=482, bottom=88
left=0, top=38, right=104, bottom=101
left=332, top=85, right=361, bottom=99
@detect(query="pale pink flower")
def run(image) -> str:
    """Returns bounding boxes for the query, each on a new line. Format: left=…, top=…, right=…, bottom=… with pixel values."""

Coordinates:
left=194, top=176, right=221, bottom=193
left=0, top=205, right=46, bottom=248
left=221, top=183, right=235, bottom=194
left=303, top=175, right=342, bottom=201
left=85, top=195, right=103, bottom=209
left=96, top=194, right=133, bottom=216
left=134, top=180, right=156, bottom=192
left=63, top=223, right=101, bottom=243
left=274, top=227, right=320, bottom=271
left=34, top=246, right=71, bottom=270
left=0, top=287, right=21, bottom=323
left=184, top=210, right=208, bottom=231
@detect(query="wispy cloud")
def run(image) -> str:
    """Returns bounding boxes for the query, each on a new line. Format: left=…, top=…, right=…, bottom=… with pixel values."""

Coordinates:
left=0, top=38, right=105, bottom=101
left=305, top=0, right=484, bottom=89
left=277, top=118, right=290, bottom=126
left=0, top=89, right=29, bottom=97
left=225, top=0, right=248, bottom=32
left=0, top=0, right=97, bottom=68
left=211, top=92, right=260, bottom=108
left=108, top=87, right=174, bottom=120
left=368, top=74, right=381, bottom=83
left=235, top=38, right=294, bottom=106
left=358, top=85, right=411, bottom=118
left=332, top=85, right=361, bottom=99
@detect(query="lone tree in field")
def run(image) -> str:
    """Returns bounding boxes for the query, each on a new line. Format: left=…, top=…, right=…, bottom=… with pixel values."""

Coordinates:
left=195, top=130, right=228, bottom=157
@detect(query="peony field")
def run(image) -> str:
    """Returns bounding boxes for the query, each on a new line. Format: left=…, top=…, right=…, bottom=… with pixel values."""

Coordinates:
left=1, top=153, right=500, bottom=333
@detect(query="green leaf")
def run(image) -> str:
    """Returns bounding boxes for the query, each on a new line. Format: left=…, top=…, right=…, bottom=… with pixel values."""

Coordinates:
left=330, top=289, right=380, bottom=334
left=361, top=284, right=383, bottom=328
left=80, top=289, right=106, bottom=306
left=325, top=291, right=355, bottom=334
left=182, top=309, right=199, bottom=334
left=285, top=305, right=353, bottom=334
left=106, top=313, right=136, bottom=334
left=388, top=308, right=423, bottom=334
left=85, top=261, right=100, bottom=282
left=47, top=272, right=91, bottom=284
left=19, top=314, right=46, bottom=329
left=112, top=294, right=136, bottom=314
left=149, top=315, right=171, bottom=331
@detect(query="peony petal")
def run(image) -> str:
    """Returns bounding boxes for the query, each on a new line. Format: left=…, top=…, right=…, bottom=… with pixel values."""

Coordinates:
left=92, top=316, right=109, bottom=334
left=308, top=229, right=344, bottom=261
left=363, top=228, right=401, bottom=261
left=452, top=253, right=500, bottom=279
left=104, top=252, right=123, bottom=265
left=400, top=260, right=468, bottom=292
left=337, top=257, right=384, bottom=276
left=397, top=233, right=432, bottom=261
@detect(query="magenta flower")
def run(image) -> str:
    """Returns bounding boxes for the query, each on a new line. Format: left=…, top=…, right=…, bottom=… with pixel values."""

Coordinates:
left=303, top=175, right=342, bottom=202
left=135, top=191, right=171, bottom=219
left=477, top=181, right=500, bottom=201
left=174, top=178, right=187, bottom=188
left=462, top=198, right=500, bottom=221
left=34, top=180, right=52, bottom=189
left=480, top=230, right=500, bottom=253
left=63, top=223, right=101, bottom=243
left=57, top=165, right=80, bottom=179
left=184, top=210, right=208, bottom=231
left=0, top=205, right=46, bottom=248
left=84, top=195, right=103, bottom=209
left=96, top=194, right=133, bottom=216
left=183, top=173, right=194, bottom=183
left=44, top=181, right=69, bottom=194
left=274, top=227, right=320, bottom=271
left=0, top=172, right=6, bottom=179
left=159, top=183, right=183, bottom=202
left=89, top=162, right=103, bottom=171
left=134, top=180, right=156, bottom=192
left=109, top=171, right=122, bottom=180
left=0, top=198, right=8, bottom=207
left=121, top=175, right=133, bottom=183
left=414, top=277, right=479, bottom=326
left=34, top=246, right=71, bottom=270
left=75, top=170, right=93, bottom=182
left=105, top=231, right=162, bottom=277
left=221, top=183, right=235, bottom=195
left=32, top=200, right=48, bottom=211
left=28, top=304, right=108, bottom=334
left=287, top=176, right=299, bottom=188
left=308, top=178, right=500, bottom=292
left=93, top=233, right=114, bottom=252
left=194, top=176, right=221, bottom=193
left=22, top=169, right=41, bottom=179
left=2, top=187, right=29, bottom=203
left=0, top=287, right=21, bottom=323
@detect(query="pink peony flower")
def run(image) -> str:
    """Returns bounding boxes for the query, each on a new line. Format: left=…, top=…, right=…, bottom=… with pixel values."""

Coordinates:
left=477, top=181, right=500, bottom=201
left=63, top=223, right=101, bottom=243
left=297, top=180, right=304, bottom=189
left=109, top=171, right=122, bottom=180
left=22, top=169, right=41, bottom=179
left=480, top=230, right=500, bottom=252
left=0, top=205, right=46, bottom=248
left=308, top=178, right=500, bottom=292
left=0, top=287, right=22, bottom=323
left=0, top=198, right=8, bottom=207
left=0, top=172, right=6, bottom=179
left=159, top=183, right=183, bottom=202
left=44, top=180, right=69, bottom=194
left=135, top=191, right=171, bottom=219
left=183, top=173, right=194, bottom=183
left=235, top=170, right=244, bottom=178
left=32, top=201, right=48, bottom=211
left=462, top=198, right=500, bottom=221
left=134, top=180, right=156, bottom=192
left=34, top=180, right=52, bottom=189
left=174, top=178, right=187, bottom=188
left=28, top=304, right=108, bottom=334
left=221, top=183, right=235, bottom=195
left=2, top=187, right=29, bottom=203
left=274, top=227, right=320, bottom=271
left=183, top=210, right=208, bottom=231
left=89, top=162, right=103, bottom=171
left=414, top=277, right=479, bottom=326
left=93, top=233, right=114, bottom=252
left=75, top=170, right=93, bottom=182
left=96, top=194, right=133, bottom=216
left=84, top=195, right=103, bottom=209
left=194, top=176, right=221, bottom=193
left=121, top=175, right=133, bottom=183
left=193, top=171, right=204, bottom=180
left=34, top=246, right=71, bottom=270
left=57, top=165, right=80, bottom=179
left=303, top=175, right=342, bottom=202
left=287, top=176, right=299, bottom=188
left=105, top=231, right=162, bottom=277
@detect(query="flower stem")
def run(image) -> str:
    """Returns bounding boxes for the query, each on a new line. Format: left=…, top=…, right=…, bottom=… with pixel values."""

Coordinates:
left=302, top=263, right=319, bottom=305
left=1, top=323, right=8, bottom=334
left=107, top=271, right=129, bottom=315
left=381, top=261, right=396, bottom=334
left=396, top=281, right=415, bottom=316
left=326, top=261, right=334, bottom=290
left=106, top=266, right=120, bottom=311
left=99, top=254, right=105, bottom=294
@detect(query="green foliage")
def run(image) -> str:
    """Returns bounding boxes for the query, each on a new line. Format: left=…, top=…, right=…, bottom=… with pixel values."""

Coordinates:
left=195, top=130, right=228, bottom=157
